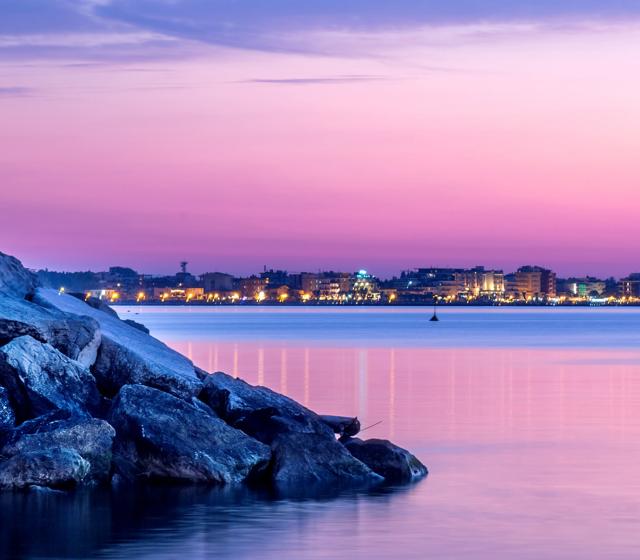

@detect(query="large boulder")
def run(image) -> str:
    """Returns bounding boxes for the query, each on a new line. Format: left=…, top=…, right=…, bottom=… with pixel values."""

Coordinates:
left=34, top=289, right=202, bottom=399
left=1, top=417, right=115, bottom=483
left=0, top=448, right=90, bottom=490
left=0, top=386, right=15, bottom=431
left=200, top=372, right=381, bottom=487
left=200, top=372, right=335, bottom=439
left=108, top=384, right=271, bottom=484
left=0, top=295, right=101, bottom=366
left=271, top=432, right=382, bottom=488
left=0, top=336, right=103, bottom=422
left=0, top=252, right=36, bottom=298
left=342, top=438, right=428, bottom=483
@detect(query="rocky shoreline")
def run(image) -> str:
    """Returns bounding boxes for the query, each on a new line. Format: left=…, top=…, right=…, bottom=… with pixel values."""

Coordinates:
left=0, top=251, right=427, bottom=492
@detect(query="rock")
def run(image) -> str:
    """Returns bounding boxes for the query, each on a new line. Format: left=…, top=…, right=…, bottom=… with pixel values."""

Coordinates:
left=0, top=336, right=103, bottom=422
left=200, top=372, right=381, bottom=487
left=0, top=252, right=37, bottom=298
left=200, top=372, right=334, bottom=439
left=34, top=289, right=201, bottom=399
left=122, top=319, right=150, bottom=334
left=0, top=448, right=90, bottom=490
left=1, top=417, right=115, bottom=483
left=0, top=409, right=72, bottom=448
left=271, top=432, right=383, bottom=488
left=342, top=438, right=428, bottom=483
left=70, top=294, right=119, bottom=318
left=109, top=384, right=271, bottom=484
left=0, top=386, right=15, bottom=431
left=319, top=415, right=361, bottom=437
left=0, top=294, right=101, bottom=367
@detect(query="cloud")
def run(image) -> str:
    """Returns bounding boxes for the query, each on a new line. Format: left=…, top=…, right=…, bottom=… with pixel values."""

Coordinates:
left=1, top=0, right=640, bottom=61
left=240, top=75, right=387, bottom=85
left=0, top=86, right=33, bottom=97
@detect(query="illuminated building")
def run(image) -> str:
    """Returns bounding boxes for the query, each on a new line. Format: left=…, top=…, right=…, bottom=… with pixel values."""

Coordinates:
left=351, top=270, right=381, bottom=302
left=239, top=276, right=267, bottom=299
left=512, top=266, right=557, bottom=300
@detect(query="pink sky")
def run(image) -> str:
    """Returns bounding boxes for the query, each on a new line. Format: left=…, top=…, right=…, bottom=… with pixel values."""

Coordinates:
left=2, top=21, right=640, bottom=276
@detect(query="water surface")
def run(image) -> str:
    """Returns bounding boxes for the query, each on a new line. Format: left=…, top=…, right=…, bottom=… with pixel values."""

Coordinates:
left=6, top=307, right=640, bottom=559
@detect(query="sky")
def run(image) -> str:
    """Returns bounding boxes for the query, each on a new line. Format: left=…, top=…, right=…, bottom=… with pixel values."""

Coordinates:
left=1, top=1, right=640, bottom=277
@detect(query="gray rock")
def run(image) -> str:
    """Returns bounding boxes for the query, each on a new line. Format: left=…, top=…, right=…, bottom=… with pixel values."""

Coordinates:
left=0, top=386, right=15, bottom=431
left=0, top=409, right=72, bottom=448
left=200, top=372, right=381, bottom=487
left=0, top=336, right=103, bottom=421
left=0, top=252, right=37, bottom=298
left=200, top=371, right=334, bottom=439
left=109, top=384, right=271, bottom=484
left=0, top=294, right=101, bottom=367
left=122, top=319, right=150, bottom=334
left=1, top=417, right=115, bottom=483
left=0, top=448, right=90, bottom=489
left=271, top=432, right=383, bottom=488
left=34, top=289, right=201, bottom=399
left=70, top=294, right=119, bottom=318
left=342, top=438, right=428, bottom=483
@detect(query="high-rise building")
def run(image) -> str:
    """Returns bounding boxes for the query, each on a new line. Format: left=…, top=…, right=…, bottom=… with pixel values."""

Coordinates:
left=513, top=266, right=557, bottom=299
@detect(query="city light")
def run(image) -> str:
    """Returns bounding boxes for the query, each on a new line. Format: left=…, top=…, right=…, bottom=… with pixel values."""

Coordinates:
left=44, top=263, right=640, bottom=307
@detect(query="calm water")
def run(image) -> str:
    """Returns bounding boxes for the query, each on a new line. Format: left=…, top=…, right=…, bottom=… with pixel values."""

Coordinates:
left=6, top=307, right=640, bottom=559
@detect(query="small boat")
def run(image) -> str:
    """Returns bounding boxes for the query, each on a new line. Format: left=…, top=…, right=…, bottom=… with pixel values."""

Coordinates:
left=430, top=302, right=439, bottom=321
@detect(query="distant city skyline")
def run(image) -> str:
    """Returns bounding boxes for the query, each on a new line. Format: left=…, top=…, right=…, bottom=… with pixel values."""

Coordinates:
left=27, top=257, right=634, bottom=281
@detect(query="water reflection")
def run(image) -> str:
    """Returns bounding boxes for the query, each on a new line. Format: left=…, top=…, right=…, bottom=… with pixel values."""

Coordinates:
left=7, top=308, right=640, bottom=559
left=0, top=484, right=419, bottom=560
left=170, top=341, right=640, bottom=450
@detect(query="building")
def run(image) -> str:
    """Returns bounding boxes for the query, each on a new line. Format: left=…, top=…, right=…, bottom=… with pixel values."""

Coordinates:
left=201, top=272, right=234, bottom=292
left=300, top=273, right=321, bottom=295
left=351, top=270, right=381, bottom=302
left=153, top=287, right=204, bottom=301
left=563, top=277, right=606, bottom=298
left=619, top=274, right=640, bottom=298
left=512, top=266, right=557, bottom=300
left=239, top=276, right=267, bottom=299
left=461, top=267, right=505, bottom=298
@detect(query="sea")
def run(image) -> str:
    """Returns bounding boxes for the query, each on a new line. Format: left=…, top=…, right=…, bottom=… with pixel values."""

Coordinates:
left=4, top=306, right=640, bottom=559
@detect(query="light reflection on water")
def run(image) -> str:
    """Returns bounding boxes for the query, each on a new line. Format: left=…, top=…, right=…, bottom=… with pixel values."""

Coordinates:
left=6, top=307, right=640, bottom=559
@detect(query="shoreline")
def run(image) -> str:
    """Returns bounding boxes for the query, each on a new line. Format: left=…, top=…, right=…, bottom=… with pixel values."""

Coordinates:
left=110, top=301, right=640, bottom=308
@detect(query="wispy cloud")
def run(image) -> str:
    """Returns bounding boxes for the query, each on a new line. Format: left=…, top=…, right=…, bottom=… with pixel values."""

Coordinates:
left=0, top=86, right=33, bottom=97
left=2, top=0, right=640, bottom=61
left=241, top=75, right=387, bottom=85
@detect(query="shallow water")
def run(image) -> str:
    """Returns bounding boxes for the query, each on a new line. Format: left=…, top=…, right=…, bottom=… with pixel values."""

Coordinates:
left=7, top=307, right=640, bottom=559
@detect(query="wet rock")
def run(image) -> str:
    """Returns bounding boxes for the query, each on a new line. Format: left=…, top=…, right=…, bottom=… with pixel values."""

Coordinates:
left=0, top=294, right=101, bottom=367
left=200, top=372, right=334, bottom=439
left=0, top=252, right=37, bottom=298
left=200, top=372, right=381, bottom=486
left=0, top=386, right=15, bottom=431
left=122, top=319, right=150, bottom=334
left=271, top=432, right=383, bottom=487
left=109, top=384, right=271, bottom=484
left=319, top=415, right=361, bottom=437
left=342, top=438, right=428, bottom=483
left=0, top=336, right=103, bottom=422
left=0, top=448, right=90, bottom=490
left=0, top=409, right=73, bottom=448
left=70, top=294, right=119, bottom=318
left=1, top=417, right=115, bottom=483
left=34, top=289, right=201, bottom=399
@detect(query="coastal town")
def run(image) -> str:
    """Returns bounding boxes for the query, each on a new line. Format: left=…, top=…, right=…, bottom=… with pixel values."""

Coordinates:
left=36, top=263, right=640, bottom=305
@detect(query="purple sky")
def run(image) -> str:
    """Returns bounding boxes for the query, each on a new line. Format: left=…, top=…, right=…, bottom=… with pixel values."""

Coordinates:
left=1, top=1, right=640, bottom=276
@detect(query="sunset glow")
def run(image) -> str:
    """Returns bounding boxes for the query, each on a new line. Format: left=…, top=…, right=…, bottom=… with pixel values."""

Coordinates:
left=2, top=2, right=640, bottom=276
